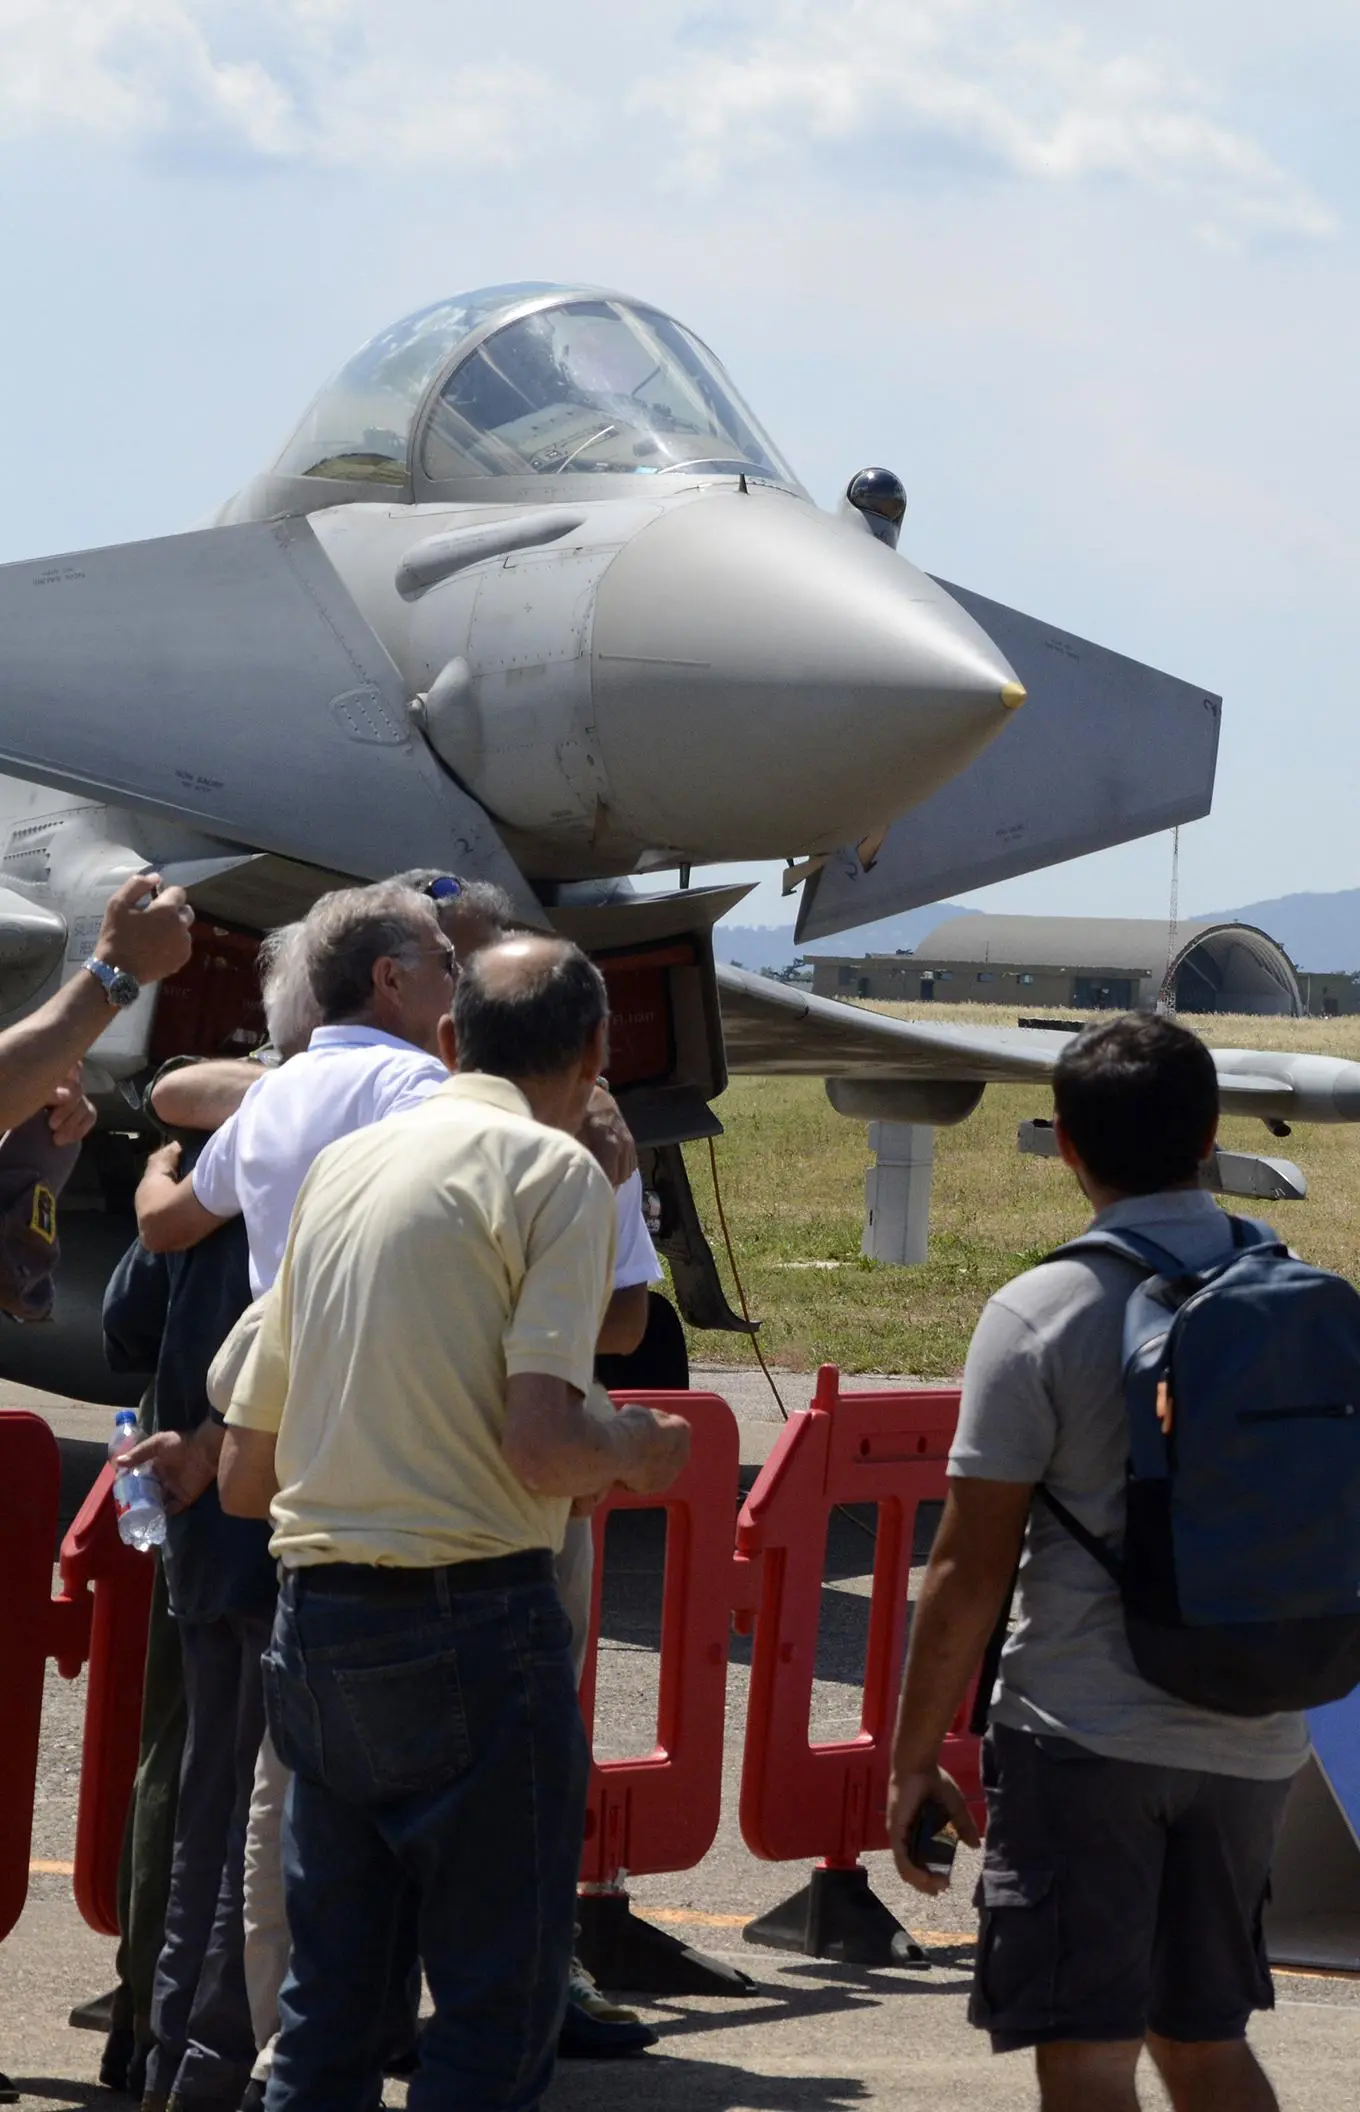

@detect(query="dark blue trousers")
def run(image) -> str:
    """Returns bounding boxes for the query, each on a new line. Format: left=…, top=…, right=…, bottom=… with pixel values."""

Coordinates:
left=262, top=1554, right=587, bottom=2112
left=146, top=1610, right=271, bottom=2104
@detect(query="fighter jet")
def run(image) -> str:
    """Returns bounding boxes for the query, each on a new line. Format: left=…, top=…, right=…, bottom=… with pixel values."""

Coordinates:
left=0, top=279, right=1349, bottom=1394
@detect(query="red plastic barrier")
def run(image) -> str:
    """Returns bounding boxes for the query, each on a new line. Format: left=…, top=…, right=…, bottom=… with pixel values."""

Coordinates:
left=0, top=1412, right=64, bottom=1942
left=0, top=1423, right=150, bottom=1945
left=61, top=1463, right=155, bottom=1935
left=578, top=1392, right=740, bottom=1884
left=735, top=1368, right=981, bottom=1870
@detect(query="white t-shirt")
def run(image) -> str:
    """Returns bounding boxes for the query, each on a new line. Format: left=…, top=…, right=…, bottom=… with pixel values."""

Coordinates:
left=191, top=1026, right=449, bottom=1295
left=192, top=1025, right=662, bottom=1302
left=611, top=1170, right=661, bottom=1292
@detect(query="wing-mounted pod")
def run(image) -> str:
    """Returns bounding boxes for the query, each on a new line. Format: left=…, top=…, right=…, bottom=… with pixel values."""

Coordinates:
left=0, top=517, right=540, bottom=921
left=796, top=584, right=1222, bottom=943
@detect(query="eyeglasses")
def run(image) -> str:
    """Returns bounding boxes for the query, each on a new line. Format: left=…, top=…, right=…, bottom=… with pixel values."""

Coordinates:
left=424, top=876, right=463, bottom=902
left=412, top=941, right=457, bottom=977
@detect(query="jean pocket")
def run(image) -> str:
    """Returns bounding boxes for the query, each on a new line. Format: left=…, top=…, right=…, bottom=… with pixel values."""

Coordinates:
left=261, top=1649, right=325, bottom=1783
left=332, top=1647, right=473, bottom=1801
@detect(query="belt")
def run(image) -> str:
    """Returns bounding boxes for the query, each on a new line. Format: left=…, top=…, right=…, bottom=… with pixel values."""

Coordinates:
left=286, top=1548, right=554, bottom=1598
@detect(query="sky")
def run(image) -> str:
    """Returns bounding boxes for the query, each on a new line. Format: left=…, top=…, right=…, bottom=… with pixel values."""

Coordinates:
left=0, top=0, right=1355, bottom=929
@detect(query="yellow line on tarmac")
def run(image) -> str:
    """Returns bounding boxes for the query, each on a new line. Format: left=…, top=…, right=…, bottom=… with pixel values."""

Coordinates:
left=29, top=1859, right=75, bottom=1876
left=639, top=1909, right=750, bottom=1928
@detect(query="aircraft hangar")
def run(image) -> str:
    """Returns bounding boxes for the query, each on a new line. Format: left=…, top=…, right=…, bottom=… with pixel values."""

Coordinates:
left=811, top=911, right=1303, bottom=1017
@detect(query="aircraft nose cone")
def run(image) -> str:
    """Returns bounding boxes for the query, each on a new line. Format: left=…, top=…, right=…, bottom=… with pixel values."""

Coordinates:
left=590, top=490, right=1023, bottom=860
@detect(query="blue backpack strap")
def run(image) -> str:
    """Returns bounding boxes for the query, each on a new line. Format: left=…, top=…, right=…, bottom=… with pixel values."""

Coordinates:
left=1033, top=1226, right=1183, bottom=1593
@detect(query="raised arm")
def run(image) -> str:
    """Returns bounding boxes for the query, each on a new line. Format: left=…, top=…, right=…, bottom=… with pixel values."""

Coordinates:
left=0, top=873, right=193, bottom=1130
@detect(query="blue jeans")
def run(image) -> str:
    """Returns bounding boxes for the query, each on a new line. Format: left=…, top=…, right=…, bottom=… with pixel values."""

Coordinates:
left=261, top=1553, right=588, bottom=2112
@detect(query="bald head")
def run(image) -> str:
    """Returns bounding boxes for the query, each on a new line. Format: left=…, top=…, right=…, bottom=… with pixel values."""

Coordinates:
left=452, top=935, right=608, bottom=1085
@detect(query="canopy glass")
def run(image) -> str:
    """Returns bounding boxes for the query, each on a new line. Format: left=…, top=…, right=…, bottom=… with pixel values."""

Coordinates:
left=272, top=286, right=797, bottom=491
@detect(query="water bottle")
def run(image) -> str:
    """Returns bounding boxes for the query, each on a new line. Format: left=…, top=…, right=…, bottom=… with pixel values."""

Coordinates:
left=110, top=1409, right=166, bottom=1551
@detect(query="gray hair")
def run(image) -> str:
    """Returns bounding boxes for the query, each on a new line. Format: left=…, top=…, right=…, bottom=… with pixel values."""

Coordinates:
left=389, top=870, right=517, bottom=932
left=454, top=937, right=607, bottom=1079
left=258, top=921, right=322, bottom=1060
left=302, top=882, right=438, bottom=1024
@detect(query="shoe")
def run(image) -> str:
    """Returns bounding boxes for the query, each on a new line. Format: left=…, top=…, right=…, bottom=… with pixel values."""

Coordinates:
left=0, top=2072, right=17, bottom=2107
left=100, top=2024, right=135, bottom=2090
left=567, top=1956, right=641, bottom=2026
left=557, top=1999, right=657, bottom=2059
left=140, top=2096, right=170, bottom=2112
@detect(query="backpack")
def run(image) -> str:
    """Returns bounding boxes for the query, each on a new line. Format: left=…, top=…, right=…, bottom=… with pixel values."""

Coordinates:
left=1037, top=1215, right=1360, bottom=1718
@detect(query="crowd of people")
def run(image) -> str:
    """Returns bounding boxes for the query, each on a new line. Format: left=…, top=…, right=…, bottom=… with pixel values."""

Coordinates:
left=91, top=872, right=691, bottom=2112
left=0, top=873, right=1319, bottom=2112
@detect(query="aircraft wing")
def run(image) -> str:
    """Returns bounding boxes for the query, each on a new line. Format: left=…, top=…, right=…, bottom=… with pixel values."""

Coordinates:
left=716, top=967, right=1327, bottom=1124
left=796, top=584, right=1222, bottom=944
left=719, top=964, right=1065, bottom=1082
left=0, top=519, right=540, bottom=919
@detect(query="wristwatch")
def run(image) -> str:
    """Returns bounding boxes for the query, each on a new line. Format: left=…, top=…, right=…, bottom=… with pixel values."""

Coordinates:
left=83, top=956, right=141, bottom=1009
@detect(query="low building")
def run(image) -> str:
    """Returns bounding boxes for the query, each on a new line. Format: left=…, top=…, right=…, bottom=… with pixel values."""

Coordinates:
left=810, top=913, right=1303, bottom=1017
left=1296, top=971, right=1360, bottom=1018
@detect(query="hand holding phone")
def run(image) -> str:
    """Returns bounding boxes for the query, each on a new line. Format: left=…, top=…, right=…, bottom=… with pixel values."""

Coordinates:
left=905, top=1797, right=958, bottom=1882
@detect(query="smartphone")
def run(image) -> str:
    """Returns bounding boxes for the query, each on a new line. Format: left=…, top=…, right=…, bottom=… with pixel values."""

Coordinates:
left=906, top=1797, right=957, bottom=1880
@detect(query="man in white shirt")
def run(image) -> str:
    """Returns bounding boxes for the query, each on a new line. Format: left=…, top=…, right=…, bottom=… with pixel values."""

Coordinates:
left=136, top=882, right=454, bottom=1281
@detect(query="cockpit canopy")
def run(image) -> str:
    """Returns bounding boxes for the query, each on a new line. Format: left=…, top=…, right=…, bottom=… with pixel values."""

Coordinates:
left=272, top=283, right=803, bottom=502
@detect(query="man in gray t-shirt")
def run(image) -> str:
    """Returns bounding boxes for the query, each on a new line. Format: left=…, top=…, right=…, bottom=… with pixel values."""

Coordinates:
left=887, top=1014, right=1303, bottom=2112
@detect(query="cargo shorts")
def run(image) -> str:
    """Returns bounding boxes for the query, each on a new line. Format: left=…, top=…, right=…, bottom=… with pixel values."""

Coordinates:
left=970, top=1724, right=1295, bottom=2050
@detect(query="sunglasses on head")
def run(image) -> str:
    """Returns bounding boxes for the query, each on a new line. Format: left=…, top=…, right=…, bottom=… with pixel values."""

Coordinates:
left=424, top=876, right=463, bottom=902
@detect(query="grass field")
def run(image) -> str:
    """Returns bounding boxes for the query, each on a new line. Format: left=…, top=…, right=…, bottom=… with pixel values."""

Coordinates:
left=679, top=1003, right=1360, bottom=1379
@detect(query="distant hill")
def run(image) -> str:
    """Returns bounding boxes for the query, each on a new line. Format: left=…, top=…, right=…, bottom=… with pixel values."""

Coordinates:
left=716, top=888, right=1360, bottom=976
left=714, top=901, right=978, bottom=972
left=1195, top=891, right=1360, bottom=972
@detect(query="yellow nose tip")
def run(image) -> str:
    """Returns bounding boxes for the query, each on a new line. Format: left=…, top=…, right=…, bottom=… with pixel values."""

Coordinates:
left=1000, top=681, right=1027, bottom=710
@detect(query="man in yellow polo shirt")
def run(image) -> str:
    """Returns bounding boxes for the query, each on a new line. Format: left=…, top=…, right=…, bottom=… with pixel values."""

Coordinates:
left=219, top=936, right=689, bottom=2112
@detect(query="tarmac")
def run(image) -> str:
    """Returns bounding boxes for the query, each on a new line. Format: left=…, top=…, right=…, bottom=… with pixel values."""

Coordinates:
left=2, top=1369, right=1356, bottom=2110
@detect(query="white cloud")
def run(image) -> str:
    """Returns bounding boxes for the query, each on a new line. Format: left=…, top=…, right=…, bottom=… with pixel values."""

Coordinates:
left=0, top=0, right=574, bottom=167
left=634, top=0, right=1337, bottom=245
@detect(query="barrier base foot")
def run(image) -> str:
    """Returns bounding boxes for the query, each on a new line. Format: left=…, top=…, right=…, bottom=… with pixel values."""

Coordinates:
left=577, top=1890, right=758, bottom=1996
left=743, top=1864, right=931, bottom=1969
left=68, top=1988, right=118, bottom=2033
